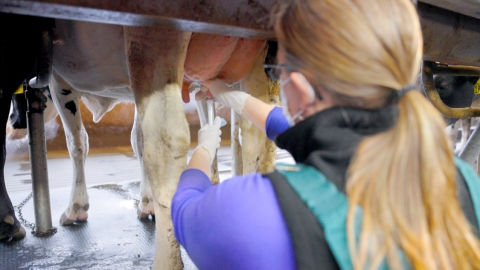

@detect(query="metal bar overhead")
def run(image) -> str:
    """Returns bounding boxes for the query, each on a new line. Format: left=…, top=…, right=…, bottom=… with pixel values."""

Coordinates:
left=1, top=0, right=480, bottom=65
left=0, top=0, right=281, bottom=39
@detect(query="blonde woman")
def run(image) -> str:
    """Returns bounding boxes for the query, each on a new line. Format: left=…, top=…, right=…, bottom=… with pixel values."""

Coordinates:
left=172, top=0, right=480, bottom=269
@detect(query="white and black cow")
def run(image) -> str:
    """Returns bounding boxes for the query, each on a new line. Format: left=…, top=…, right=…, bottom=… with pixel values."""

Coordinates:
left=46, top=21, right=188, bottom=268
left=6, top=86, right=57, bottom=140
left=45, top=20, right=278, bottom=269
left=2, top=16, right=277, bottom=267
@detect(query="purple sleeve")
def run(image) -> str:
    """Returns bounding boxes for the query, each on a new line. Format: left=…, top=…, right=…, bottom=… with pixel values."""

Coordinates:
left=266, top=107, right=290, bottom=141
left=172, top=169, right=295, bottom=270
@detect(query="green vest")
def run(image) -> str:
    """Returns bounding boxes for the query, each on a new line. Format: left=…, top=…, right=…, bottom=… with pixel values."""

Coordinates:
left=275, top=158, right=480, bottom=270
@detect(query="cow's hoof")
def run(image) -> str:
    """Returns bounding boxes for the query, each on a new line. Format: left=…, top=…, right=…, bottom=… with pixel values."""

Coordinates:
left=137, top=209, right=155, bottom=220
left=137, top=197, right=155, bottom=220
left=59, top=204, right=89, bottom=225
left=11, top=225, right=26, bottom=240
left=60, top=212, right=88, bottom=225
left=59, top=214, right=76, bottom=225
left=0, top=223, right=26, bottom=242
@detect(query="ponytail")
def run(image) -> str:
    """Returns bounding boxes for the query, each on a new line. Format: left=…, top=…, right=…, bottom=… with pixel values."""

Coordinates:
left=347, top=90, right=480, bottom=269
left=273, top=0, right=480, bottom=267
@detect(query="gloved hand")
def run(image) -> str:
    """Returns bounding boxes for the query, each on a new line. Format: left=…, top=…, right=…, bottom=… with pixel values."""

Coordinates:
left=195, top=116, right=222, bottom=165
left=200, top=79, right=250, bottom=115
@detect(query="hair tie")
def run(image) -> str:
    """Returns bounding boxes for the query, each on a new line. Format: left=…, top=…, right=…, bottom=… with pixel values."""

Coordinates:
left=397, top=84, right=417, bottom=98
left=385, top=84, right=417, bottom=105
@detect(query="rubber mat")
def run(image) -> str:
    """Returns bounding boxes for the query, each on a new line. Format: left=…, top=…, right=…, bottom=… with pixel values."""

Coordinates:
left=1, top=147, right=294, bottom=269
left=0, top=182, right=198, bottom=270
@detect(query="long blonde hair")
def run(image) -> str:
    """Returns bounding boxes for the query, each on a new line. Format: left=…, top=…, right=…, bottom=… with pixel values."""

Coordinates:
left=274, top=0, right=480, bottom=269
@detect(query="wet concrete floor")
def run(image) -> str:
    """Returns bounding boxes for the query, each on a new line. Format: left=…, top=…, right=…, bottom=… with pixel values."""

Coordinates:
left=1, top=146, right=294, bottom=269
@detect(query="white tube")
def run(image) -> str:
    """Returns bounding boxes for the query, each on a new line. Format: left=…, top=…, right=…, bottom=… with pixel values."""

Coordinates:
left=207, top=99, right=214, bottom=127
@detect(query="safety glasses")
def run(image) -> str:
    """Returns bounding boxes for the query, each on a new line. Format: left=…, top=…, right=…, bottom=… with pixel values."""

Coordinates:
left=263, top=64, right=296, bottom=81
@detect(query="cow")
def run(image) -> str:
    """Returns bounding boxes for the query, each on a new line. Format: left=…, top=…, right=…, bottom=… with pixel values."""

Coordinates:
left=434, top=75, right=480, bottom=126
left=45, top=19, right=277, bottom=269
left=432, top=75, right=480, bottom=153
left=5, top=39, right=279, bottom=211
left=6, top=85, right=57, bottom=140
left=0, top=13, right=54, bottom=242
left=41, top=21, right=188, bottom=268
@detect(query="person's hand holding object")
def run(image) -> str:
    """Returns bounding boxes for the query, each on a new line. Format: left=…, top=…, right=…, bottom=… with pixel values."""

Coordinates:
left=197, top=79, right=250, bottom=115
left=194, top=116, right=222, bottom=165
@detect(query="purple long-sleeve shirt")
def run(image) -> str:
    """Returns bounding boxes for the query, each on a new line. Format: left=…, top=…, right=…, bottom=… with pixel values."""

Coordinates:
left=172, top=107, right=293, bottom=269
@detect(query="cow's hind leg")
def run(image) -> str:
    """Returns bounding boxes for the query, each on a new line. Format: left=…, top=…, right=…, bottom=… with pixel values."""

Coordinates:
left=50, top=76, right=89, bottom=225
left=131, top=107, right=154, bottom=219
left=240, top=50, right=280, bottom=174
left=125, top=26, right=191, bottom=270
left=0, top=91, right=26, bottom=240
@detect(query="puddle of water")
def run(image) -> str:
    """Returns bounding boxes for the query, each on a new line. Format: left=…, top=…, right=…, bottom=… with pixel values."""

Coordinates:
left=118, top=200, right=136, bottom=210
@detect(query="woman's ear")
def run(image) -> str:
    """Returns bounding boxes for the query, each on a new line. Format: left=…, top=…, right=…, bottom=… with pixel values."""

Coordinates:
left=289, top=72, right=335, bottom=112
left=290, top=72, right=315, bottom=104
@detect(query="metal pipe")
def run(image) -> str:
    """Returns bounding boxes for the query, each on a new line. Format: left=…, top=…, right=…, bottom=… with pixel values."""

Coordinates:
left=421, top=61, right=480, bottom=119
left=231, top=109, right=243, bottom=176
left=0, top=0, right=277, bottom=39
left=195, top=99, right=208, bottom=127
left=205, top=98, right=218, bottom=184
left=459, top=124, right=480, bottom=166
left=25, top=88, right=55, bottom=235
left=420, top=0, right=480, bottom=20
left=429, top=64, right=480, bottom=76
left=419, top=2, right=480, bottom=67
left=193, top=85, right=219, bottom=184
left=207, top=99, right=214, bottom=127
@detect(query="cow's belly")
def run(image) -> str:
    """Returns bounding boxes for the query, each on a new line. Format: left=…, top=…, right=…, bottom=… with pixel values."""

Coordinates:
left=53, top=20, right=132, bottom=99
left=82, top=86, right=134, bottom=101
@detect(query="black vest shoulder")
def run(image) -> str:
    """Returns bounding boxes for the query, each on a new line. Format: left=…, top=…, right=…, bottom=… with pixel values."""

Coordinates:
left=265, top=168, right=478, bottom=270
left=266, top=170, right=340, bottom=270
